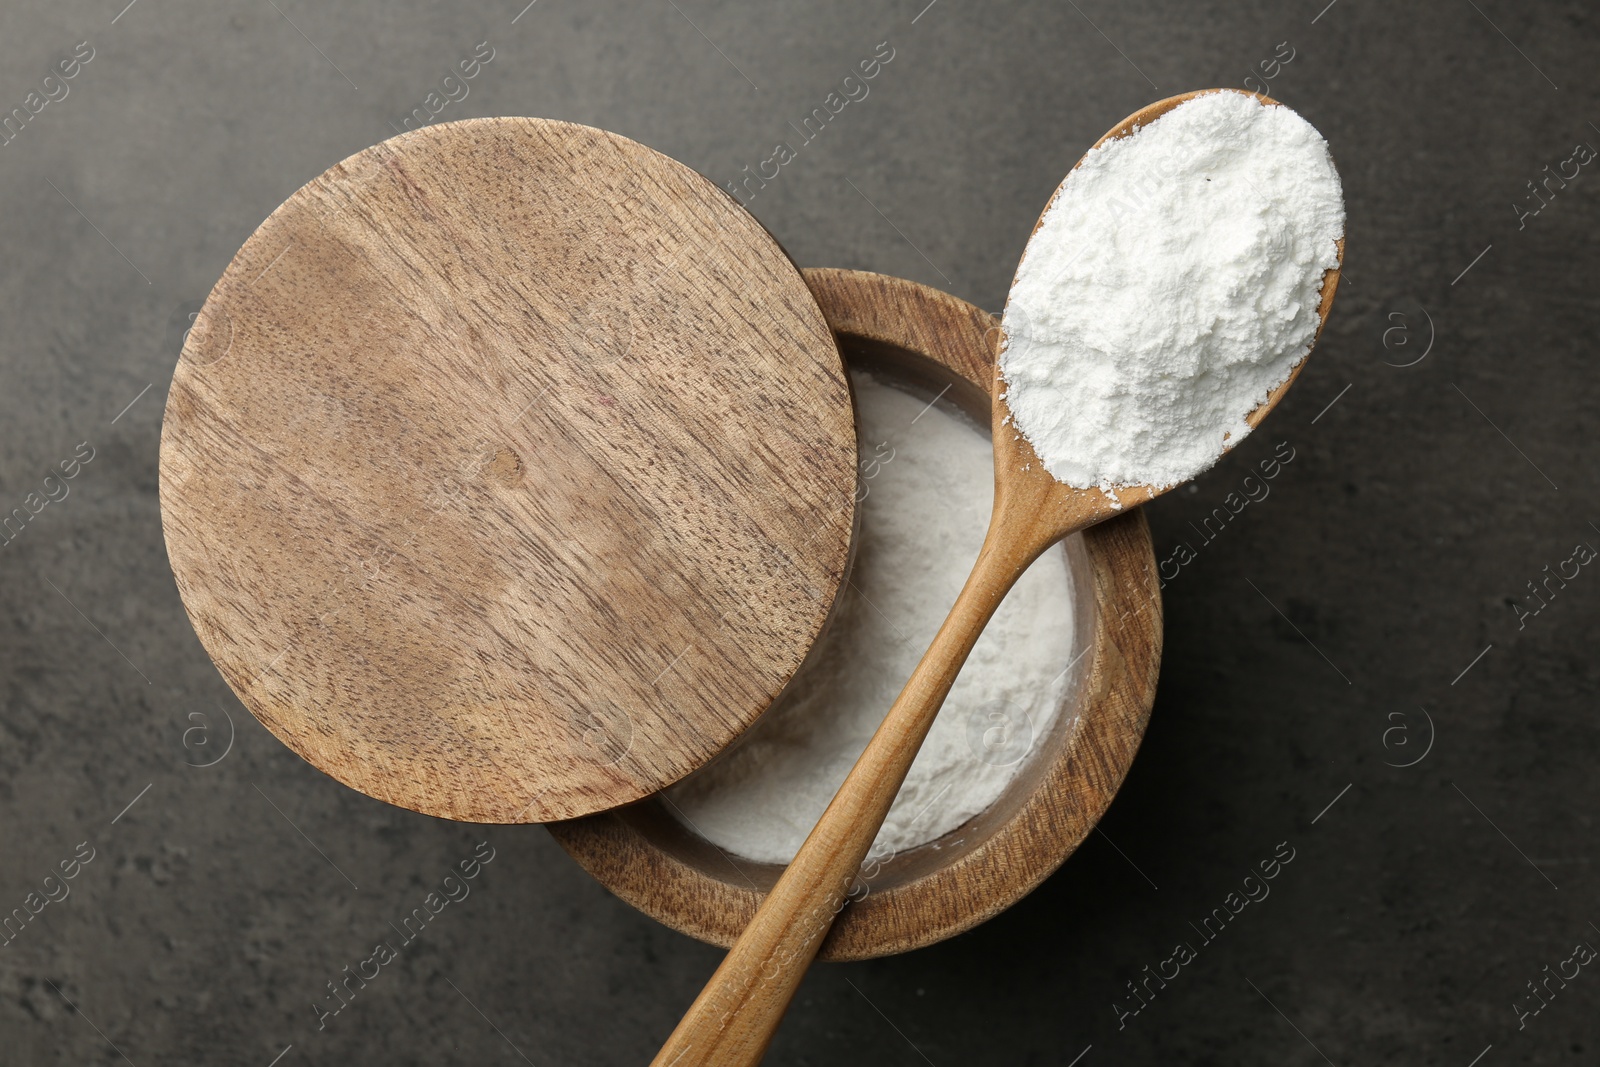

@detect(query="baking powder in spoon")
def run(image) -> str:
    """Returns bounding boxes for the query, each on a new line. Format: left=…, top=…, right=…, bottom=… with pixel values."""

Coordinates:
left=1000, top=91, right=1344, bottom=492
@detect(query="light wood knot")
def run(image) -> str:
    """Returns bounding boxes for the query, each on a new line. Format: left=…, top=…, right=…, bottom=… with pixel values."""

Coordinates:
left=487, top=446, right=524, bottom=487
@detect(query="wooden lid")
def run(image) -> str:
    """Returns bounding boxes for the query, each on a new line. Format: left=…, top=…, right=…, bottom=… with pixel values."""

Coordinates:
left=159, top=118, right=857, bottom=823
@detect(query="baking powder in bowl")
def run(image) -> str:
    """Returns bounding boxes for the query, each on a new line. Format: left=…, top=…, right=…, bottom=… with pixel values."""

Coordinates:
left=667, top=372, right=1077, bottom=865
left=1000, top=90, right=1344, bottom=492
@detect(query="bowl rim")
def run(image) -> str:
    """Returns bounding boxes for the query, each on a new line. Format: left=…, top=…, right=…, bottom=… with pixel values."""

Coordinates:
left=547, top=268, right=1163, bottom=960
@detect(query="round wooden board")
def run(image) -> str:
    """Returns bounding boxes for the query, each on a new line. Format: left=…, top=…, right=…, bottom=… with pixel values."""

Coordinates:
left=548, top=269, right=1163, bottom=960
left=159, top=118, right=858, bottom=823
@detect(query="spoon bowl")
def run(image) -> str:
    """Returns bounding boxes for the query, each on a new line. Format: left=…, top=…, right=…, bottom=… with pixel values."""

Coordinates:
left=995, top=88, right=1343, bottom=549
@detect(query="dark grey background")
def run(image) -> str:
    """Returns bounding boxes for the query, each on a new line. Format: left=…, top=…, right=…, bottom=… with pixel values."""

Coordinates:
left=2, top=0, right=1596, bottom=1063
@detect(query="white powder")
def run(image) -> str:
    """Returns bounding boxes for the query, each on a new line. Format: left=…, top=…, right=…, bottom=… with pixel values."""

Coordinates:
left=1000, top=91, right=1344, bottom=492
left=668, top=372, right=1077, bottom=865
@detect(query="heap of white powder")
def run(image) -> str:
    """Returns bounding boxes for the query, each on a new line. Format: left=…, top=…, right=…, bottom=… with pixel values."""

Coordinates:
left=668, top=372, right=1077, bottom=864
left=1001, top=91, right=1345, bottom=491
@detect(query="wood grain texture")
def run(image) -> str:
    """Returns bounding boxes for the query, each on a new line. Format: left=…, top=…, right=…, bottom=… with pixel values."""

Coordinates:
left=158, top=117, right=858, bottom=823
left=548, top=269, right=1163, bottom=964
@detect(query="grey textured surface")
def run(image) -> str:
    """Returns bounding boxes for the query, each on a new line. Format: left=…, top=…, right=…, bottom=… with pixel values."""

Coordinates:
left=1, top=0, right=1597, bottom=1064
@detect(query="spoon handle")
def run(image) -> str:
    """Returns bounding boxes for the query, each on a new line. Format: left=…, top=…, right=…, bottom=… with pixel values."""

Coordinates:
left=650, top=517, right=1048, bottom=1067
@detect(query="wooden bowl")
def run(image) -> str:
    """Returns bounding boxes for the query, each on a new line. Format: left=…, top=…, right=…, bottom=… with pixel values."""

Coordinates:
left=547, top=269, right=1162, bottom=960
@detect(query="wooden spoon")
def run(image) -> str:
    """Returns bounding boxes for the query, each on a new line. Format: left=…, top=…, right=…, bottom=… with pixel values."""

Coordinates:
left=650, top=88, right=1343, bottom=1067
